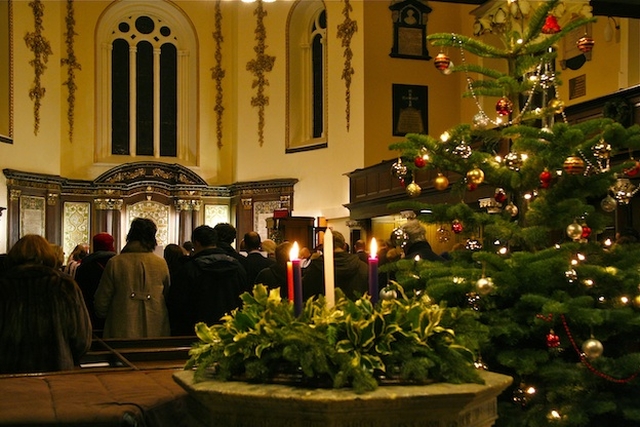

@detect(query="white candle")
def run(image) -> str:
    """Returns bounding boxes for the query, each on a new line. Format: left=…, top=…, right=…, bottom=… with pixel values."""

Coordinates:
left=324, top=229, right=335, bottom=308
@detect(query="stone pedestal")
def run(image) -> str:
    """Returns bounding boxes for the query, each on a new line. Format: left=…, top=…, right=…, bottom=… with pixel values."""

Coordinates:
left=173, top=370, right=512, bottom=427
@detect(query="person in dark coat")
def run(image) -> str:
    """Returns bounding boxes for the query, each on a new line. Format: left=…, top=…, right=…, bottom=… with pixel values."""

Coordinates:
left=213, top=222, right=245, bottom=263
left=302, top=230, right=368, bottom=300
left=74, top=232, right=116, bottom=331
left=167, top=225, right=248, bottom=336
left=354, top=239, right=369, bottom=263
left=0, top=235, right=92, bottom=374
left=401, top=220, right=446, bottom=262
left=243, top=231, right=275, bottom=286
left=255, top=241, right=293, bottom=299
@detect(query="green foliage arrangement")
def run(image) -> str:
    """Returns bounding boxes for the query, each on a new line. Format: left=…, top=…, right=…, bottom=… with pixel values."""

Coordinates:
left=185, top=284, right=487, bottom=394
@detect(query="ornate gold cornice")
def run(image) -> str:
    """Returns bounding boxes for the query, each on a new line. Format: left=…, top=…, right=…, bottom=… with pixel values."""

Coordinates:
left=246, top=0, right=276, bottom=147
left=337, top=0, right=357, bottom=132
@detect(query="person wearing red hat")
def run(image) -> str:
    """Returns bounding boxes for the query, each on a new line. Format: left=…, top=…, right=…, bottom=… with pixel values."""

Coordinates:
left=74, top=232, right=116, bottom=332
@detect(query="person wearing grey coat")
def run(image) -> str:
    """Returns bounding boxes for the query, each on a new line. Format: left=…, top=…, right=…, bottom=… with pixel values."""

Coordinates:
left=94, top=218, right=170, bottom=338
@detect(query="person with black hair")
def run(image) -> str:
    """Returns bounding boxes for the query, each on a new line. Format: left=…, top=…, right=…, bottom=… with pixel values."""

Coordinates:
left=167, top=225, right=248, bottom=335
left=75, top=232, right=117, bottom=331
left=242, top=231, right=275, bottom=286
left=213, top=222, right=245, bottom=263
left=94, top=218, right=171, bottom=338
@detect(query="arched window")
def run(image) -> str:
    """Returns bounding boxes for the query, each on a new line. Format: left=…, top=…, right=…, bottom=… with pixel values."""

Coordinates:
left=287, top=1, right=327, bottom=152
left=96, top=2, right=197, bottom=164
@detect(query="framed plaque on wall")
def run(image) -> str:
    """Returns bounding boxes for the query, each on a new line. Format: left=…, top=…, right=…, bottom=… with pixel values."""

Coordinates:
left=392, top=84, right=428, bottom=136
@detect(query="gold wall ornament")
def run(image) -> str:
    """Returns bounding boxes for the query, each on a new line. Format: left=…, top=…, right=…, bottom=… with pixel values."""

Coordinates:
left=61, top=0, right=81, bottom=143
left=24, top=0, right=52, bottom=135
left=246, top=0, right=276, bottom=147
left=337, top=0, right=357, bottom=132
left=212, top=0, right=225, bottom=149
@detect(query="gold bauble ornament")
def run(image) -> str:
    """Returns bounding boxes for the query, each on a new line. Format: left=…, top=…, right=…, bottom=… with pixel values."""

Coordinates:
left=566, top=220, right=583, bottom=241
left=563, top=156, right=585, bottom=175
left=581, top=337, right=603, bottom=359
left=406, top=181, right=422, bottom=197
left=476, top=277, right=495, bottom=296
left=466, top=167, right=485, bottom=185
left=433, top=173, right=449, bottom=190
left=548, top=98, right=565, bottom=113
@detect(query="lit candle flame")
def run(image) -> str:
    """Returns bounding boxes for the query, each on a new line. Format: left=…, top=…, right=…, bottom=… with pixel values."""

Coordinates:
left=370, top=238, right=378, bottom=259
left=289, top=242, right=299, bottom=260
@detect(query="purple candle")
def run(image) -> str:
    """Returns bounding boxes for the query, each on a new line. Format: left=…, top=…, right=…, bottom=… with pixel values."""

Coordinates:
left=368, top=238, right=379, bottom=304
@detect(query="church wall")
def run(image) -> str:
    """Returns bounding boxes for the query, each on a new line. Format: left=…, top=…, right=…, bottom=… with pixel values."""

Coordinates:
left=232, top=1, right=366, bottom=221
left=555, top=16, right=633, bottom=107
left=362, top=2, right=476, bottom=167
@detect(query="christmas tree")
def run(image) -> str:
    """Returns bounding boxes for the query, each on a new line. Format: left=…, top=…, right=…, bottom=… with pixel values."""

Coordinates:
left=387, top=1, right=640, bottom=425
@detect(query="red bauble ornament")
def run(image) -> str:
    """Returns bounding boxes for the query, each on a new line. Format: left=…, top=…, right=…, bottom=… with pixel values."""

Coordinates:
left=494, top=188, right=507, bottom=203
left=546, top=330, right=561, bottom=348
left=467, top=182, right=477, bottom=191
left=496, top=97, right=513, bottom=116
left=539, top=169, right=552, bottom=187
left=624, top=161, right=640, bottom=177
left=539, top=169, right=552, bottom=188
left=434, top=52, right=451, bottom=71
left=581, top=225, right=592, bottom=239
left=452, top=220, right=464, bottom=234
left=541, top=15, right=561, bottom=34
left=577, top=35, right=595, bottom=53
left=414, top=156, right=426, bottom=168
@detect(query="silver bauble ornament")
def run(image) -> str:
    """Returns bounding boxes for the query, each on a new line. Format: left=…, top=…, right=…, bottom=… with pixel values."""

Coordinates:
left=582, top=337, right=604, bottom=359
left=390, top=159, right=408, bottom=180
left=475, top=277, right=495, bottom=296
left=592, top=139, right=612, bottom=160
left=473, top=113, right=489, bottom=129
left=390, top=227, right=409, bottom=248
left=504, top=152, right=523, bottom=171
left=453, top=142, right=473, bottom=159
left=465, top=239, right=483, bottom=251
left=379, top=287, right=397, bottom=301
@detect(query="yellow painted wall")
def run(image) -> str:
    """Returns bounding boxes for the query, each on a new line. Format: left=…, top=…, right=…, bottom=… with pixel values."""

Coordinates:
left=556, top=17, right=632, bottom=107
left=362, top=2, right=477, bottom=167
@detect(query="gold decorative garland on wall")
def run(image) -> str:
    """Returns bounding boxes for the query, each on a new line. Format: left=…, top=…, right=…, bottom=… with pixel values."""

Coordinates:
left=24, top=0, right=52, bottom=136
left=212, top=0, right=225, bottom=149
left=337, top=0, right=357, bottom=132
left=61, top=0, right=80, bottom=143
left=246, top=0, right=275, bottom=147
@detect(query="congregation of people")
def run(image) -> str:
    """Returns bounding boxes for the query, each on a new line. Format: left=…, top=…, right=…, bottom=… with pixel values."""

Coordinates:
left=0, top=218, right=447, bottom=375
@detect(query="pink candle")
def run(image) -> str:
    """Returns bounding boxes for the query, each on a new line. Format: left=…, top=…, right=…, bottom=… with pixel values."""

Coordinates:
left=368, top=238, right=379, bottom=304
left=286, top=261, right=294, bottom=302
